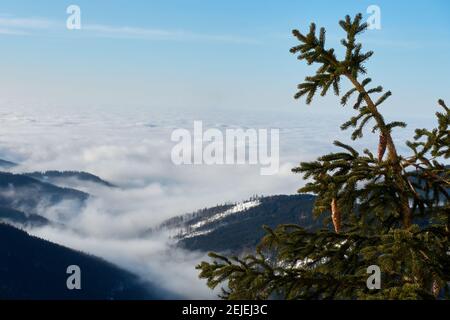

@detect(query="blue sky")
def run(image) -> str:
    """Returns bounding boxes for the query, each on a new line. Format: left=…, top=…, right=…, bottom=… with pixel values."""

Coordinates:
left=0, top=0, right=449, bottom=117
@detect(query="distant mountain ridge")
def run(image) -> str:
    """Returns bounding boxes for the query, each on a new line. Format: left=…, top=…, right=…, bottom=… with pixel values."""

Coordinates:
left=0, top=168, right=175, bottom=299
left=25, top=170, right=116, bottom=188
left=156, top=194, right=324, bottom=254
left=0, top=159, right=17, bottom=169
left=0, top=223, right=169, bottom=300
left=0, top=172, right=88, bottom=218
left=0, top=206, right=50, bottom=227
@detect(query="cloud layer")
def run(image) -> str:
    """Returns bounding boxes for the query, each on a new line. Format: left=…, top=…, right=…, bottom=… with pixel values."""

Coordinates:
left=0, top=101, right=434, bottom=298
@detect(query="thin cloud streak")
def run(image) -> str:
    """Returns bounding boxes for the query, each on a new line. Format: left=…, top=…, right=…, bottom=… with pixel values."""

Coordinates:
left=0, top=16, right=54, bottom=29
left=0, top=27, right=28, bottom=35
left=82, top=24, right=261, bottom=44
left=0, top=14, right=260, bottom=44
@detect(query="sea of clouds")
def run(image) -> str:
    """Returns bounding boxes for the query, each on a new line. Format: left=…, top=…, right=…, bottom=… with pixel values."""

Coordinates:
left=0, top=101, right=436, bottom=298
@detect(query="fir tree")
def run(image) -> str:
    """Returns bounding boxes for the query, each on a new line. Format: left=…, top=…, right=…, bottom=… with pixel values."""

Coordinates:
left=196, top=13, right=450, bottom=300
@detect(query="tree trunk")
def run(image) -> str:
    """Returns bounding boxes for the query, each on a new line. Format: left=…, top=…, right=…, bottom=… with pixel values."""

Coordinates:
left=378, top=132, right=387, bottom=161
left=346, top=75, right=412, bottom=228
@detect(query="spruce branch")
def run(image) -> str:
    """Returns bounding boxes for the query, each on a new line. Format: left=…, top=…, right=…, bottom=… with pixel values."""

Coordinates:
left=290, top=13, right=412, bottom=227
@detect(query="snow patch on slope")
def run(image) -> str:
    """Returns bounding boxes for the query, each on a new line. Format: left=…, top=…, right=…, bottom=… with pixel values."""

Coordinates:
left=178, top=200, right=261, bottom=239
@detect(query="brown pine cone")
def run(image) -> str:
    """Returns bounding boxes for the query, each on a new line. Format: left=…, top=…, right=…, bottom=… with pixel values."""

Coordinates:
left=432, top=278, right=440, bottom=298
left=331, top=198, right=341, bottom=233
